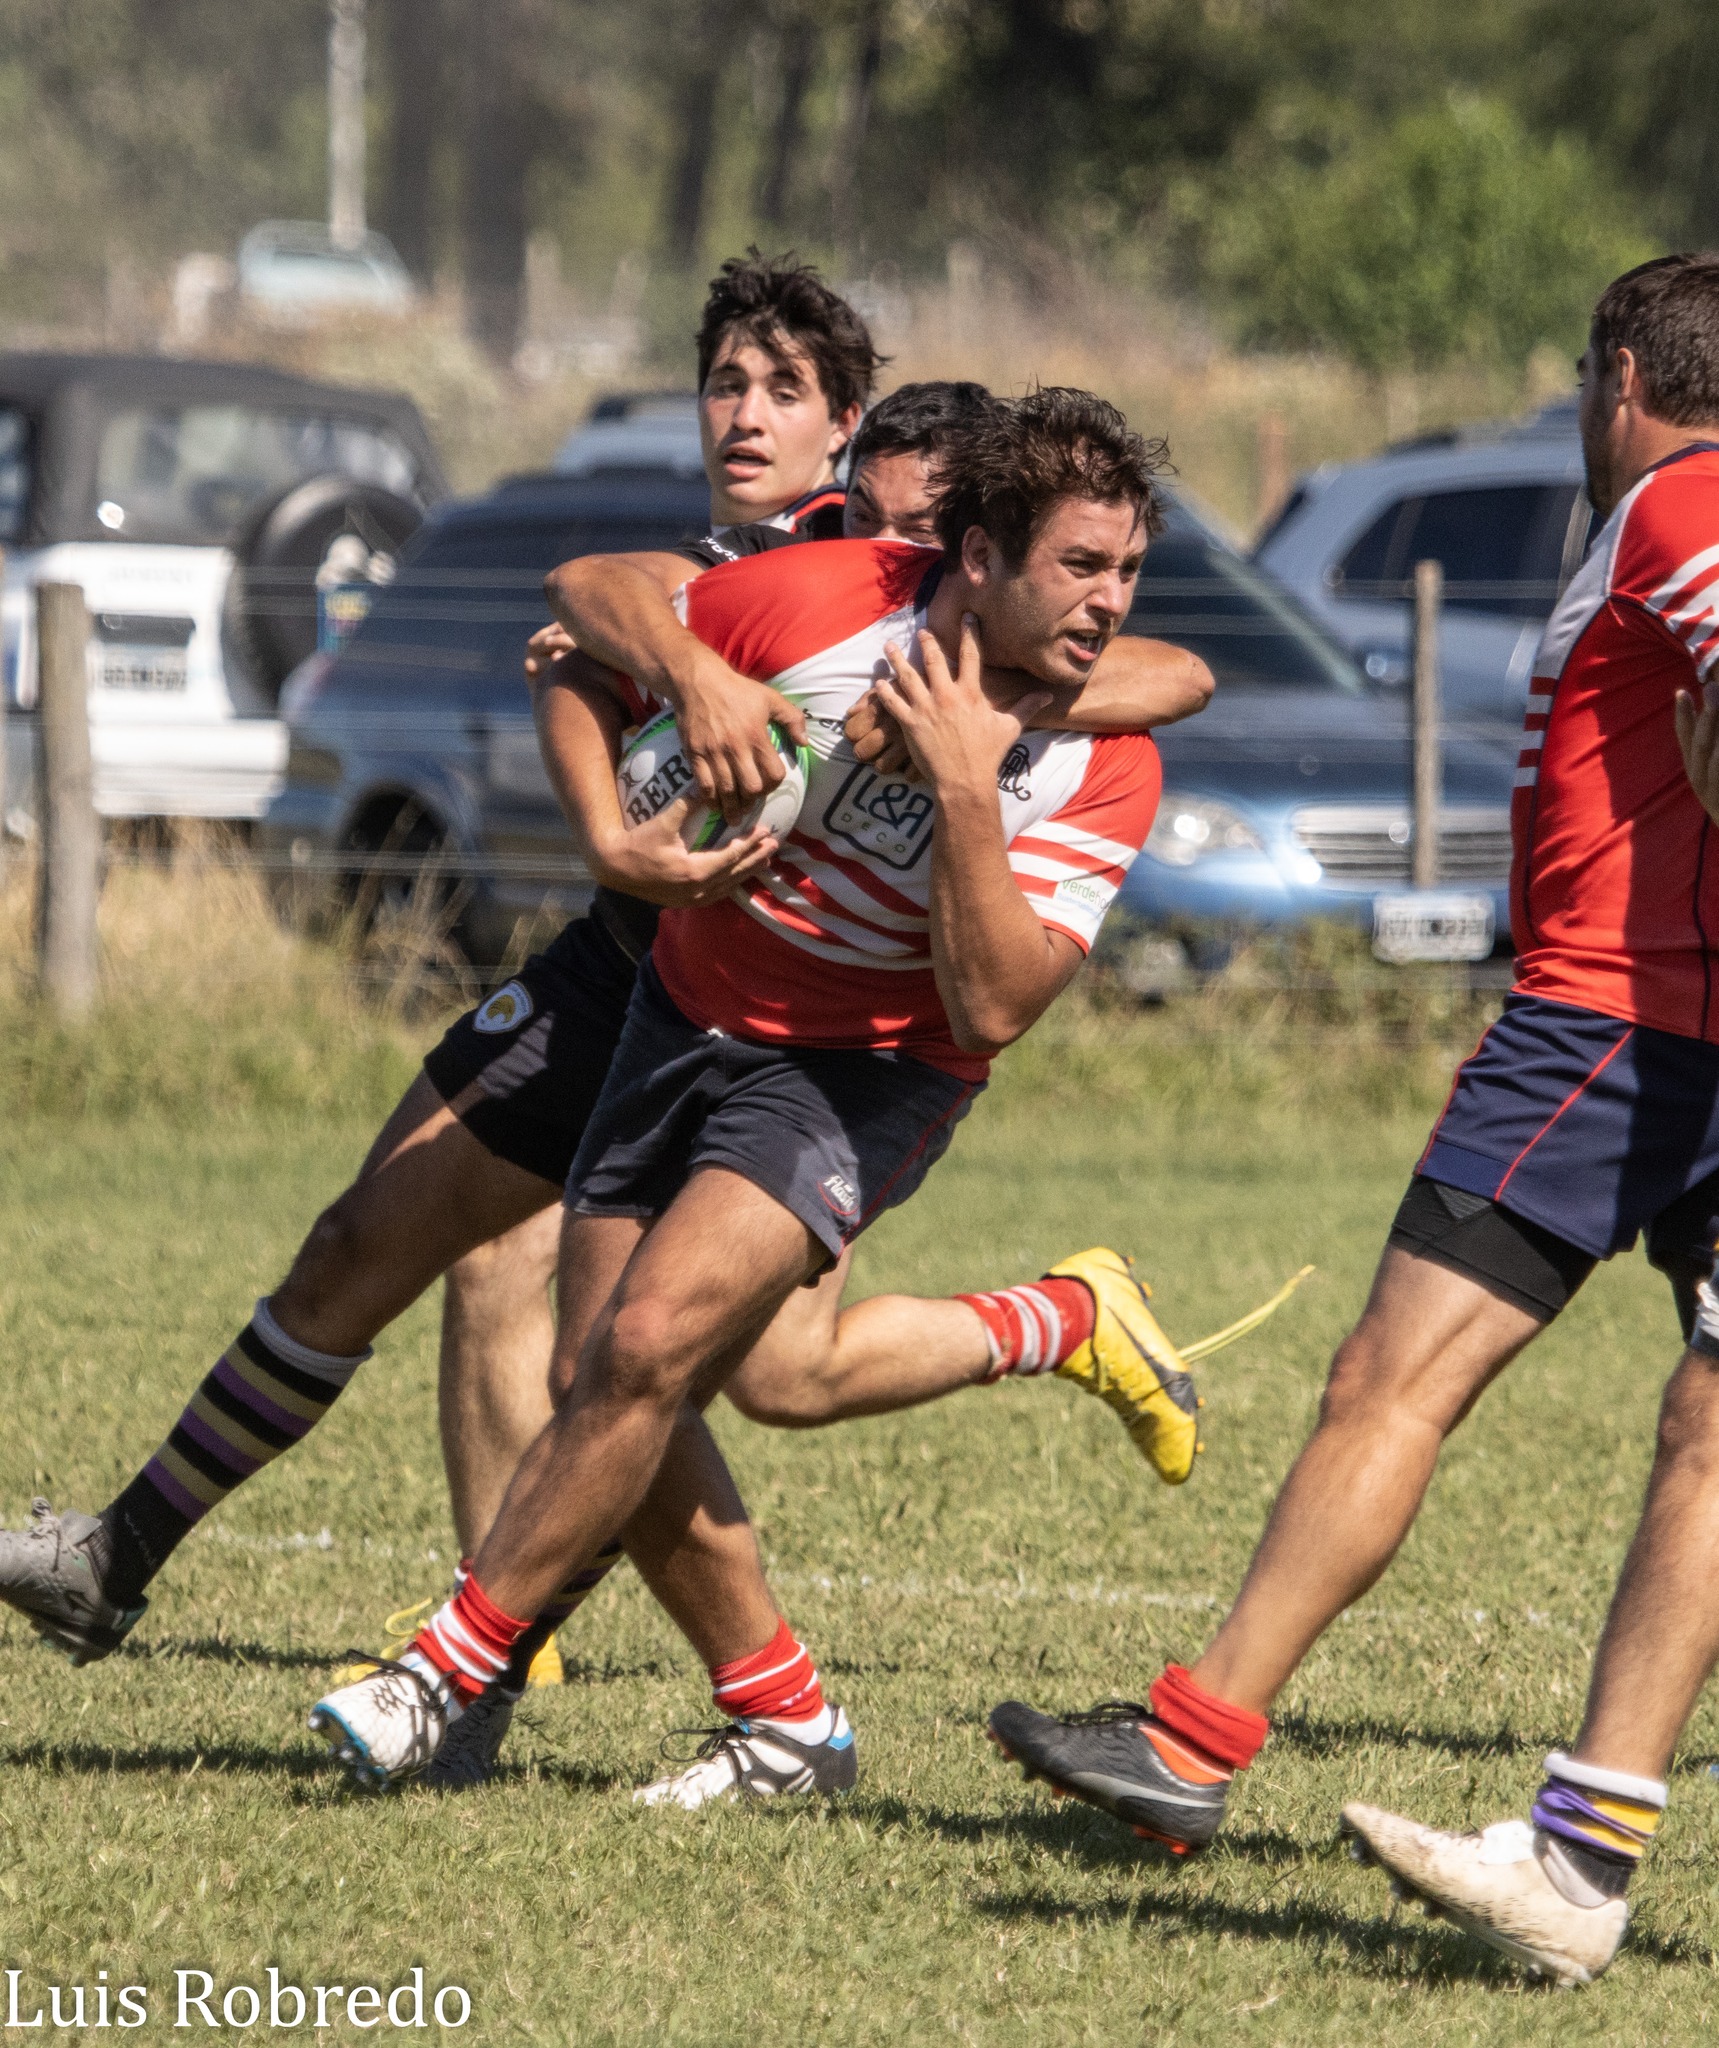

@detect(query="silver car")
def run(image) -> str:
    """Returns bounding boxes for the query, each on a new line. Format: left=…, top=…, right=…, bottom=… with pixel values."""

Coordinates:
left=1254, top=400, right=1592, bottom=741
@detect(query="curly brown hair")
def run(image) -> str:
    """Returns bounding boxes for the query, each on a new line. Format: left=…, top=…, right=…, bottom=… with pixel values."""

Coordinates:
left=931, top=387, right=1168, bottom=567
left=1591, top=255, right=1719, bottom=425
left=696, top=249, right=886, bottom=420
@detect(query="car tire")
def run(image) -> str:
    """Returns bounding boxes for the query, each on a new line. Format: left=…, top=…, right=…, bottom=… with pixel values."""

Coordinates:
left=226, top=474, right=423, bottom=702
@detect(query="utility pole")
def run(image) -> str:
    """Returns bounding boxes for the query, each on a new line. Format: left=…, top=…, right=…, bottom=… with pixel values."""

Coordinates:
left=1411, top=559, right=1443, bottom=890
left=329, top=0, right=367, bottom=249
left=36, top=584, right=99, bottom=1018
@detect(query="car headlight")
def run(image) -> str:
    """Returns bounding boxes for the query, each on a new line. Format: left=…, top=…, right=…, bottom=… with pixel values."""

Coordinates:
left=1145, top=794, right=1266, bottom=867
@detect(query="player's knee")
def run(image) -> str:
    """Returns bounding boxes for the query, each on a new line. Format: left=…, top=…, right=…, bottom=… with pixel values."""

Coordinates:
left=600, top=1297, right=699, bottom=1407
left=1317, top=1322, right=1399, bottom=1427
left=724, top=1363, right=823, bottom=1429
left=1653, top=1350, right=1719, bottom=1467
left=287, top=1185, right=376, bottom=1294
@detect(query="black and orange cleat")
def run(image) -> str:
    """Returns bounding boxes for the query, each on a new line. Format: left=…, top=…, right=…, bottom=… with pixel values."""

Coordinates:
left=988, top=1698, right=1230, bottom=1853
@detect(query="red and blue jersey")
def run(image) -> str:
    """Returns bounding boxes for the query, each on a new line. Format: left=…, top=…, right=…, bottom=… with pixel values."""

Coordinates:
left=1513, top=443, right=1719, bottom=1040
left=622, top=538, right=1162, bottom=1079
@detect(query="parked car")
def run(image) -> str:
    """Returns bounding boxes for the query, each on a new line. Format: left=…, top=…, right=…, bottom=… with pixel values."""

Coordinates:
left=237, top=222, right=417, bottom=322
left=265, top=452, right=1514, bottom=969
left=553, top=392, right=704, bottom=481
left=1253, top=398, right=1589, bottom=741
left=1120, top=507, right=1515, bottom=958
left=258, top=471, right=713, bottom=966
left=0, top=352, right=444, bottom=831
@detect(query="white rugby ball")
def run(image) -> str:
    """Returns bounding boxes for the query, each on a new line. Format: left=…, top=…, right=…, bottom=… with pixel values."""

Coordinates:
left=615, top=708, right=809, bottom=850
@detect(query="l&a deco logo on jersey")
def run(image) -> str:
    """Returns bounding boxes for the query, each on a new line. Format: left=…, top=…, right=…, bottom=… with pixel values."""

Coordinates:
left=472, top=980, right=534, bottom=1034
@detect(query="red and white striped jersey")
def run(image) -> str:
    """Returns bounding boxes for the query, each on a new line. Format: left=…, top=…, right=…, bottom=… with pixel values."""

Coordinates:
left=631, top=537, right=1161, bottom=1078
left=1513, top=442, right=1719, bottom=1039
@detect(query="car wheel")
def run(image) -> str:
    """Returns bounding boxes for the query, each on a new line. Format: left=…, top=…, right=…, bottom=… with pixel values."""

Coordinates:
left=226, top=474, right=424, bottom=703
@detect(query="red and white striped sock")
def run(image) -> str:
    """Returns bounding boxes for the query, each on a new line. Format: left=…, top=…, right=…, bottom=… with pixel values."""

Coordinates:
left=710, top=1618, right=828, bottom=1736
left=402, top=1567, right=531, bottom=1710
left=957, top=1277, right=1096, bottom=1379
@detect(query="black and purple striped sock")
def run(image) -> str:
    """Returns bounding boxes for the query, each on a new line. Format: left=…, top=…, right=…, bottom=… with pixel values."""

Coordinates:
left=99, top=1300, right=370, bottom=1606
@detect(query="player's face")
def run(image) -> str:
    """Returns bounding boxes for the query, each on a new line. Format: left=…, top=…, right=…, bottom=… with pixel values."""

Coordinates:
left=845, top=449, right=940, bottom=545
left=964, top=496, right=1146, bottom=687
left=1577, top=342, right=1627, bottom=517
left=700, top=334, right=860, bottom=524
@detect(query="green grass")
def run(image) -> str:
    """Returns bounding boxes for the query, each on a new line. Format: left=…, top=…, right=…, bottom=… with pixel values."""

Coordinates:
left=1, top=983, right=1715, bottom=2044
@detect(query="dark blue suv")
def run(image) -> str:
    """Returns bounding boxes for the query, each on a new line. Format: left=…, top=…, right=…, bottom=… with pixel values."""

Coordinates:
left=258, top=472, right=710, bottom=967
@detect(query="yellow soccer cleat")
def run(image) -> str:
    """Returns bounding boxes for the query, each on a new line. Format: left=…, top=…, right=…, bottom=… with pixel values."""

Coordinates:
left=524, top=1636, right=564, bottom=1689
left=1046, top=1248, right=1202, bottom=1485
left=327, top=1595, right=434, bottom=1690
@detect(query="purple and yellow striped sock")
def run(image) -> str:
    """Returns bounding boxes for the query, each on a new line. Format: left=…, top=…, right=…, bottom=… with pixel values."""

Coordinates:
left=99, top=1300, right=370, bottom=1606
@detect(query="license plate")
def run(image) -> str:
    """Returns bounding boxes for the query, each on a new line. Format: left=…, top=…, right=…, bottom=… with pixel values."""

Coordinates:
left=91, top=645, right=188, bottom=692
left=1372, top=890, right=1495, bottom=964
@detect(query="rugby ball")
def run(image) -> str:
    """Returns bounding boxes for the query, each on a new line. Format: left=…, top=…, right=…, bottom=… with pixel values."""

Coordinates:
left=615, top=708, right=809, bottom=850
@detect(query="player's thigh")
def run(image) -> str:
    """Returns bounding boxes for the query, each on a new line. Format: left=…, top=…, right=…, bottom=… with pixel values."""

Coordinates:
left=592, top=1169, right=823, bottom=1403
left=286, top=1092, right=559, bottom=1308
left=724, top=1248, right=851, bottom=1418
left=1325, top=1242, right=1545, bottom=1433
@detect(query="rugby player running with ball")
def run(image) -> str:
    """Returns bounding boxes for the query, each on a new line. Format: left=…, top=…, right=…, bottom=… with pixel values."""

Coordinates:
left=306, top=389, right=1180, bottom=1803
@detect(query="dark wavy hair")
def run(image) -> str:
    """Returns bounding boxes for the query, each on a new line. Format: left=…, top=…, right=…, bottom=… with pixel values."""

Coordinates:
left=931, top=386, right=1168, bottom=567
left=695, top=249, right=886, bottom=420
left=849, top=380, right=1000, bottom=470
left=1591, top=255, right=1719, bottom=425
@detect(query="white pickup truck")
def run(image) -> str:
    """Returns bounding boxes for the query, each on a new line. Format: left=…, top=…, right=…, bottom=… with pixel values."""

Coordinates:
left=0, top=352, right=445, bottom=832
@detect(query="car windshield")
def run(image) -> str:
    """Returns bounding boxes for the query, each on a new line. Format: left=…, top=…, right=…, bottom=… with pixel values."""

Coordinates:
left=1126, top=533, right=1364, bottom=693
left=93, top=405, right=420, bottom=545
left=356, top=510, right=710, bottom=635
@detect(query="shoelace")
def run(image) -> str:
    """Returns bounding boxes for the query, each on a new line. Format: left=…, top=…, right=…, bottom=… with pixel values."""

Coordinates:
left=657, top=1722, right=750, bottom=1767
left=1061, top=1699, right=1152, bottom=1729
left=335, top=1649, right=452, bottom=1722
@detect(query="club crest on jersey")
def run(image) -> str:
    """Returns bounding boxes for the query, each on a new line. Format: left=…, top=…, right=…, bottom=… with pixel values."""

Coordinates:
left=473, top=980, right=533, bottom=1034
left=997, top=744, right=1032, bottom=799
left=823, top=765, right=935, bottom=870
left=818, top=1171, right=860, bottom=1220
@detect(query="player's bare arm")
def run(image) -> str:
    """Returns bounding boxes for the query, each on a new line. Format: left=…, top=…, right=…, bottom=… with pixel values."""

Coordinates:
left=876, top=617, right=1080, bottom=1053
left=545, top=551, right=805, bottom=822
left=531, top=647, right=777, bottom=908
left=848, top=631, right=1211, bottom=772
left=1675, top=676, right=1719, bottom=826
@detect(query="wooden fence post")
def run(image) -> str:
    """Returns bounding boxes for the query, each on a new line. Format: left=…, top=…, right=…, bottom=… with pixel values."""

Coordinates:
left=1411, top=559, right=1443, bottom=891
left=36, top=581, right=99, bottom=1016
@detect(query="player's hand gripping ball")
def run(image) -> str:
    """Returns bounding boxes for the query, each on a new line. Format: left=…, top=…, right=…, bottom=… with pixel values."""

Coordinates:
left=616, top=709, right=810, bottom=850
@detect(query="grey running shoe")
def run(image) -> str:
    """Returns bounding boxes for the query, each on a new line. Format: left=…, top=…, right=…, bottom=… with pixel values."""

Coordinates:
left=308, top=1656, right=451, bottom=1791
left=422, top=1686, right=517, bottom=1790
left=988, top=1699, right=1229, bottom=1853
left=0, top=1499, right=145, bottom=1666
left=634, top=1709, right=858, bottom=1810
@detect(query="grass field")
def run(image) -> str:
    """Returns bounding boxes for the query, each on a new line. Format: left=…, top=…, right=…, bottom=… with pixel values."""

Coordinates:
left=3, top=896, right=1718, bottom=2043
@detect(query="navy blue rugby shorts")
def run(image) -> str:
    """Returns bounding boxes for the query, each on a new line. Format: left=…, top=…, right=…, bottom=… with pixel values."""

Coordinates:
left=567, top=960, right=979, bottom=1264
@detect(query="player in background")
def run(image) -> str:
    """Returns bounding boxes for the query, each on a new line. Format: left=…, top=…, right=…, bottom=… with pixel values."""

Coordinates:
left=987, top=256, right=1719, bottom=1988
left=0, top=306, right=1210, bottom=1710
left=306, top=390, right=1175, bottom=1805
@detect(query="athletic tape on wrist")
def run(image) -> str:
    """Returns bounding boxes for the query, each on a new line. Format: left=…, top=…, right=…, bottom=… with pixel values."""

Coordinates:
left=1544, top=1750, right=1667, bottom=1808
left=253, top=1297, right=373, bottom=1385
left=1692, top=1278, right=1719, bottom=1357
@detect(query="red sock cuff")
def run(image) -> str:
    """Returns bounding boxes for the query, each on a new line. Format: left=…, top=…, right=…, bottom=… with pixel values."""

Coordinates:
left=455, top=1570, right=532, bottom=1645
left=710, top=1617, right=823, bottom=1723
left=1149, top=1664, right=1270, bottom=1771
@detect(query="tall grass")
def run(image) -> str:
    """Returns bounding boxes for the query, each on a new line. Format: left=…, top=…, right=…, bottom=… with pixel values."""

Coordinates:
left=0, top=839, right=429, bottom=1126
left=1, top=851, right=1494, bottom=1136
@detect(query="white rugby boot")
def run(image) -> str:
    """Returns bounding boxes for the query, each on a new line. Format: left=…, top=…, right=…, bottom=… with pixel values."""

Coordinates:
left=308, top=1657, right=454, bottom=1791
left=634, top=1709, right=857, bottom=1811
left=1342, top=1803, right=1628, bottom=1986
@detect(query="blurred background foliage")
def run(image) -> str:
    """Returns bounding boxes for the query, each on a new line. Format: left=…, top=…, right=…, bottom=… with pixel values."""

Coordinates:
left=0, top=0, right=1706, bottom=514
